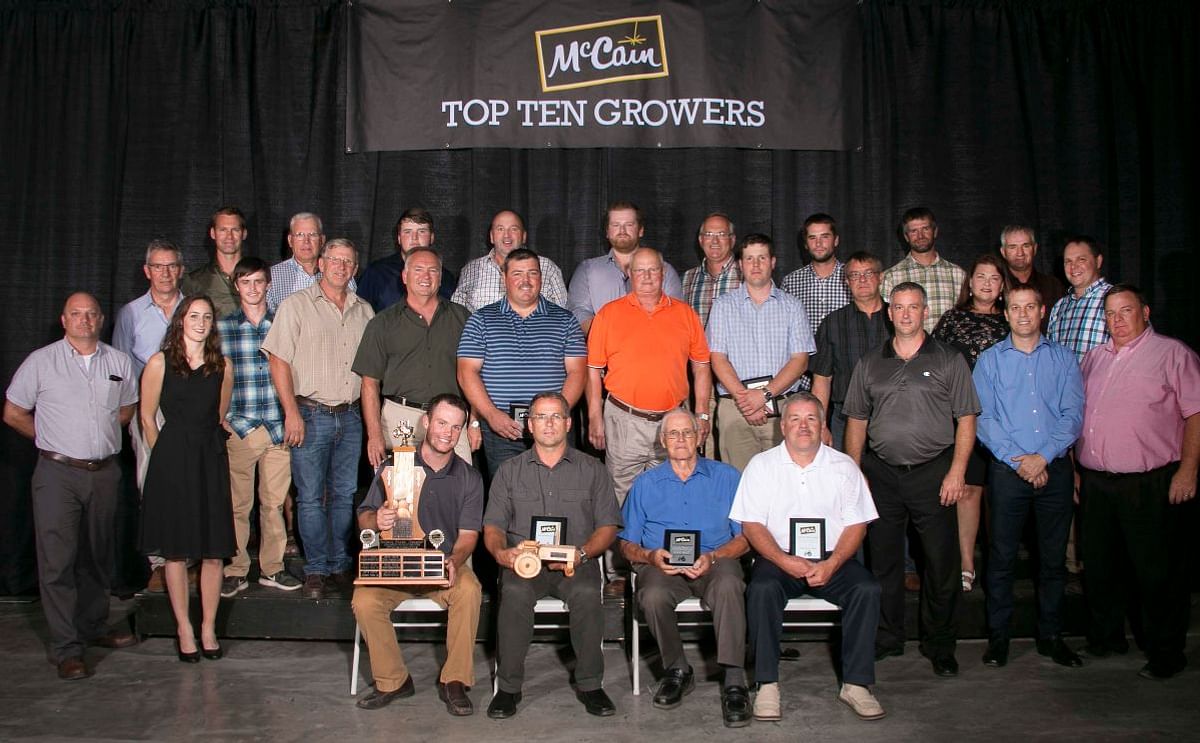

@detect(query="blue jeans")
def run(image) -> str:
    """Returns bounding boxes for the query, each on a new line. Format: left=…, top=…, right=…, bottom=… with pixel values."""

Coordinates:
left=290, top=405, right=362, bottom=577
left=480, top=419, right=531, bottom=481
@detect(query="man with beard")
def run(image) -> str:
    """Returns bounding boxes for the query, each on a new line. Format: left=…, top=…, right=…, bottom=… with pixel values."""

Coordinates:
left=880, top=207, right=965, bottom=331
left=782, top=213, right=851, bottom=391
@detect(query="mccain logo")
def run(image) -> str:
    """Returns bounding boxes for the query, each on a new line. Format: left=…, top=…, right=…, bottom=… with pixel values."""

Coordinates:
left=535, top=15, right=669, bottom=93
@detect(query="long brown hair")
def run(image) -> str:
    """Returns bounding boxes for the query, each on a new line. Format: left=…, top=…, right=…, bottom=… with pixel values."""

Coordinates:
left=954, top=254, right=1008, bottom=312
left=161, top=295, right=224, bottom=376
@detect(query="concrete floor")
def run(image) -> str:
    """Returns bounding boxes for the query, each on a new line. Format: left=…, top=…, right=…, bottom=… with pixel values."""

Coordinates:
left=2, top=598, right=1198, bottom=742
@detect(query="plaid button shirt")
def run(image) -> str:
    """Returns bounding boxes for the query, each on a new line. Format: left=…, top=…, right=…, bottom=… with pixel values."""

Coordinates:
left=681, top=257, right=741, bottom=327
left=219, top=309, right=284, bottom=443
left=1048, top=277, right=1112, bottom=362
left=781, top=261, right=850, bottom=390
left=266, top=257, right=357, bottom=312
left=450, top=251, right=568, bottom=313
left=881, top=253, right=966, bottom=332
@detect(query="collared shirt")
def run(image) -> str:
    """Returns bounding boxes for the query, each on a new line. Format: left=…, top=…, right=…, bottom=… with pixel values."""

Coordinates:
left=588, top=293, right=711, bottom=411
left=681, top=257, right=741, bottom=327
left=730, top=443, right=878, bottom=554
left=567, top=249, right=684, bottom=327
left=355, top=252, right=458, bottom=313
left=973, top=335, right=1084, bottom=469
left=880, top=253, right=966, bottom=332
left=620, top=458, right=742, bottom=555
left=706, top=283, right=815, bottom=395
left=1078, top=327, right=1200, bottom=473
left=266, top=257, right=357, bottom=312
left=352, top=298, right=470, bottom=401
left=450, top=252, right=568, bottom=313
left=1006, top=268, right=1065, bottom=332
left=182, top=262, right=240, bottom=319
left=358, top=448, right=484, bottom=556
left=811, top=301, right=893, bottom=404
left=260, top=282, right=374, bottom=406
left=781, top=260, right=850, bottom=337
left=6, top=339, right=138, bottom=459
left=112, top=290, right=184, bottom=376
left=842, top=335, right=981, bottom=466
left=483, top=446, right=622, bottom=548
left=219, top=308, right=284, bottom=443
left=456, top=297, right=586, bottom=410
left=1047, top=277, right=1112, bottom=363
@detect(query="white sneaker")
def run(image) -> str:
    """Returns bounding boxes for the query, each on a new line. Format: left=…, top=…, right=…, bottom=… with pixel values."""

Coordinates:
left=753, top=682, right=781, bottom=721
left=839, top=683, right=886, bottom=720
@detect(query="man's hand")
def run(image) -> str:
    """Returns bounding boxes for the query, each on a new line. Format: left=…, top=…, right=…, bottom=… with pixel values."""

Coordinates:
left=445, top=559, right=458, bottom=587
left=1012, top=453, right=1048, bottom=484
left=375, top=505, right=398, bottom=533
left=486, top=410, right=523, bottom=441
left=648, top=548, right=683, bottom=576
left=467, top=424, right=482, bottom=451
left=283, top=412, right=305, bottom=447
left=697, top=417, right=711, bottom=448
left=1030, top=470, right=1049, bottom=489
left=820, top=427, right=833, bottom=446
left=680, top=552, right=716, bottom=580
left=366, top=434, right=387, bottom=469
left=939, top=470, right=967, bottom=506
left=1168, top=469, right=1197, bottom=504
left=802, top=558, right=840, bottom=587
left=779, top=554, right=815, bottom=580
left=744, top=407, right=769, bottom=427
left=493, top=545, right=521, bottom=571
left=588, top=411, right=606, bottom=450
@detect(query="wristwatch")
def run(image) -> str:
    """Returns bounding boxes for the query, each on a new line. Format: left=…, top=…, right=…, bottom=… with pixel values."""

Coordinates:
left=578, top=547, right=589, bottom=564
left=469, top=420, right=481, bottom=429
left=761, top=388, right=775, bottom=402
left=697, top=412, right=711, bottom=422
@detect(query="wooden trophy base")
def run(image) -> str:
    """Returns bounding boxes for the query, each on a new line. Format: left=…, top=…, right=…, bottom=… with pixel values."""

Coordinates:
left=355, top=549, right=451, bottom=587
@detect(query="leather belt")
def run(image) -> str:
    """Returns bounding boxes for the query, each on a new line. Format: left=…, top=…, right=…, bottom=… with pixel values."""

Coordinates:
left=608, top=396, right=678, bottom=423
left=384, top=395, right=429, bottom=410
left=39, top=450, right=116, bottom=472
left=295, top=396, right=360, bottom=414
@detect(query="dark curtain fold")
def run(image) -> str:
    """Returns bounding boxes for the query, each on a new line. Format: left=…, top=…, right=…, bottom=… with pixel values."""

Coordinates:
left=1, top=0, right=1196, bottom=592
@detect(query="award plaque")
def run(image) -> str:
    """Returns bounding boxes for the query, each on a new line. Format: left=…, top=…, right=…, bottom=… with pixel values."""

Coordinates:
left=788, top=518, right=827, bottom=560
left=743, top=376, right=780, bottom=417
left=664, top=529, right=701, bottom=567
left=531, top=516, right=567, bottom=546
left=509, top=403, right=530, bottom=425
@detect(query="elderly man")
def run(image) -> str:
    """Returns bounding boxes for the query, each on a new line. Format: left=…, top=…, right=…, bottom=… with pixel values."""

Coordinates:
left=5, top=293, right=140, bottom=680
left=262, top=238, right=374, bottom=599
left=351, top=394, right=484, bottom=715
left=1077, top=284, right=1199, bottom=680
left=457, top=247, right=586, bottom=477
left=619, top=408, right=750, bottom=726
left=843, top=282, right=980, bottom=677
left=681, top=212, right=741, bottom=328
left=568, top=200, right=684, bottom=334
left=355, top=247, right=474, bottom=470
left=733, top=394, right=883, bottom=721
left=182, top=205, right=249, bottom=318
left=483, top=392, right=622, bottom=719
left=881, top=207, right=965, bottom=331
left=452, top=210, right=567, bottom=312
left=973, top=284, right=1084, bottom=668
left=1047, top=235, right=1111, bottom=362
left=997, top=225, right=1064, bottom=330
left=266, top=212, right=356, bottom=310
left=357, top=207, right=458, bottom=312
left=707, top=234, right=813, bottom=470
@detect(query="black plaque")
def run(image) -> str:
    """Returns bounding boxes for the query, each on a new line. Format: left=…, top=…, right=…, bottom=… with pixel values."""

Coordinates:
left=788, top=518, right=827, bottom=559
left=742, top=376, right=780, bottom=417
left=664, top=529, right=701, bottom=567
left=531, top=516, right=567, bottom=546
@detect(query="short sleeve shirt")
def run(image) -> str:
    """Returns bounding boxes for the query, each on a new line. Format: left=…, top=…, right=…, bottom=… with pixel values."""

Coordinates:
left=811, top=302, right=893, bottom=404
left=352, top=299, right=469, bottom=400
left=567, top=250, right=684, bottom=327
left=706, top=284, right=815, bottom=395
left=620, top=458, right=742, bottom=555
left=451, top=252, right=568, bottom=313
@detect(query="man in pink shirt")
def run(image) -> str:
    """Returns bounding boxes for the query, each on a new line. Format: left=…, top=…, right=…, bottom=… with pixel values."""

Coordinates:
left=1077, top=284, right=1200, bottom=680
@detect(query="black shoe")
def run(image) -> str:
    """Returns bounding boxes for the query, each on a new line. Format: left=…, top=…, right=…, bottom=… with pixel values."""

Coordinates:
left=930, top=655, right=959, bottom=677
left=721, top=685, right=752, bottom=728
left=1138, top=661, right=1185, bottom=680
left=356, top=675, right=415, bottom=710
left=176, top=640, right=200, bottom=664
left=1036, top=637, right=1082, bottom=668
left=302, top=574, right=325, bottom=600
left=577, top=688, right=616, bottom=716
left=874, top=645, right=904, bottom=662
left=982, top=639, right=1009, bottom=668
left=487, top=690, right=522, bottom=719
left=437, top=681, right=474, bottom=716
left=201, top=644, right=224, bottom=661
left=652, top=667, right=695, bottom=710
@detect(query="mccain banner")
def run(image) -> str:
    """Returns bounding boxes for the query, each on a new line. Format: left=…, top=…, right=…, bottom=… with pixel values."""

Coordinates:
left=346, top=0, right=862, bottom=152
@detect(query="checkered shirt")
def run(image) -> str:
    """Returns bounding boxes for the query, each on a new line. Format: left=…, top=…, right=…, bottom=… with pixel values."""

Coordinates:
left=706, top=283, right=815, bottom=396
left=880, top=253, right=965, bottom=332
left=1048, top=277, right=1112, bottom=363
left=450, top=251, right=568, bottom=313
left=681, top=257, right=742, bottom=327
left=219, top=309, right=284, bottom=443
left=265, top=257, right=357, bottom=312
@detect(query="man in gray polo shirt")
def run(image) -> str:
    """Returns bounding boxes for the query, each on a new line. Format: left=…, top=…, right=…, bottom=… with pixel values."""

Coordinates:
left=843, top=282, right=980, bottom=678
left=5, top=293, right=140, bottom=680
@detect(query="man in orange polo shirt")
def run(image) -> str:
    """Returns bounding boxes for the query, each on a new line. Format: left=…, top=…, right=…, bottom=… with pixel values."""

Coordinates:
left=586, top=247, right=713, bottom=594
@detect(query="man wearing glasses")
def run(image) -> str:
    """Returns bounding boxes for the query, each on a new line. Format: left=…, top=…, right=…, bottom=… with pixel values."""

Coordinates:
left=681, top=212, right=741, bottom=328
left=266, top=212, right=356, bottom=311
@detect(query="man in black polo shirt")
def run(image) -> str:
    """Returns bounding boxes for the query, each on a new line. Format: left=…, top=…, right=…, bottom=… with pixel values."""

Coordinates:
left=483, top=391, right=622, bottom=720
left=353, top=247, right=477, bottom=469
left=843, top=282, right=980, bottom=677
left=351, top=394, right=484, bottom=715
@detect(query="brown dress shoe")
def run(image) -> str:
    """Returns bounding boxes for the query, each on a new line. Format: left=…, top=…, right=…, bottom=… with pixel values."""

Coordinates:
left=57, top=657, right=91, bottom=680
left=302, top=574, right=325, bottom=599
left=438, top=681, right=474, bottom=716
left=145, top=567, right=166, bottom=593
left=90, top=631, right=139, bottom=649
left=603, top=577, right=627, bottom=598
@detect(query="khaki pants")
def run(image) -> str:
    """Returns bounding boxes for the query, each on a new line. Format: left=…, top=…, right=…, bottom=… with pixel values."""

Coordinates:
left=603, top=398, right=667, bottom=506
left=225, top=426, right=292, bottom=578
left=351, top=566, right=483, bottom=689
left=716, top=397, right=782, bottom=472
left=382, top=400, right=472, bottom=463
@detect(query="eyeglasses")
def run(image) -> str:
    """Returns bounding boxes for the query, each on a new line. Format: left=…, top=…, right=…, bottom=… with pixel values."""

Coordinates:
left=530, top=413, right=566, bottom=422
left=846, top=271, right=878, bottom=282
left=663, top=429, right=698, bottom=440
left=322, top=256, right=356, bottom=268
left=292, top=232, right=322, bottom=241
left=701, top=231, right=732, bottom=240
left=631, top=267, right=663, bottom=276
left=146, top=263, right=180, bottom=273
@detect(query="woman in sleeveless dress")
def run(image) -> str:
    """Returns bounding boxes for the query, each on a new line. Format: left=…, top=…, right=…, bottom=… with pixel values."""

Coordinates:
left=139, top=295, right=234, bottom=661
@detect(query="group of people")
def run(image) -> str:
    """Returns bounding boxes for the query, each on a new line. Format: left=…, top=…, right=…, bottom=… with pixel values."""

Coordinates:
left=4, top=202, right=1195, bottom=728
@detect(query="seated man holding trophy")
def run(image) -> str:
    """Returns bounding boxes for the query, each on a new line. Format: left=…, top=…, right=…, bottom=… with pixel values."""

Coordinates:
left=619, top=408, right=752, bottom=727
left=483, top=391, right=622, bottom=719
left=731, top=393, right=885, bottom=722
left=351, top=394, right=485, bottom=715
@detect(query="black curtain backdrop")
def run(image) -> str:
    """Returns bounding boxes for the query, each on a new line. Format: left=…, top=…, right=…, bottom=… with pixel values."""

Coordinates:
left=1, top=0, right=1196, bottom=592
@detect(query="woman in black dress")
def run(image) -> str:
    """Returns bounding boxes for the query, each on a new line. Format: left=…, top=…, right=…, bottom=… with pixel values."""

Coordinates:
left=932, top=254, right=1010, bottom=593
left=139, top=295, right=234, bottom=661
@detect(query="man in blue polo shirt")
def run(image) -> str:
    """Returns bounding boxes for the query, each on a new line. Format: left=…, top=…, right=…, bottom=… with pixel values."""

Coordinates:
left=619, top=408, right=750, bottom=727
left=457, top=247, right=587, bottom=478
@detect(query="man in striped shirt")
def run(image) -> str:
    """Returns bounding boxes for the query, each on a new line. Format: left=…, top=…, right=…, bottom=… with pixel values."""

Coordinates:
left=881, top=207, right=965, bottom=332
left=1048, top=236, right=1111, bottom=362
left=457, top=248, right=587, bottom=478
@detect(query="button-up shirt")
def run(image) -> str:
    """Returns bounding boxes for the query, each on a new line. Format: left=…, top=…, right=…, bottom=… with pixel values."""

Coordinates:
left=183, top=262, right=240, bottom=319
left=1047, top=277, right=1112, bottom=363
left=620, top=458, right=742, bottom=556
left=451, top=251, right=568, bottom=313
left=352, top=298, right=470, bottom=401
left=880, top=253, right=966, bottom=332
left=266, top=257, right=357, bottom=312
left=219, top=308, right=285, bottom=443
left=706, top=283, right=815, bottom=396
left=1077, top=327, right=1200, bottom=473
left=6, top=339, right=138, bottom=459
left=782, top=261, right=850, bottom=337
left=355, top=252, right=458, bottom=312
left=973, top=335, right=1083, bottom=469
left=567, top=249, right=684, bottom=328
left=681, top=257, right=741, bottom=327
left=112, top=290, right=184, bottom=377
left=811, top=301, right=893, bottom=404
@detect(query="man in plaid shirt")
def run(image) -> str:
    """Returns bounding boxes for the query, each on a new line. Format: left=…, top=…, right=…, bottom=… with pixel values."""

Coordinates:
left=881, top=207, right=965, bottom=332
left=1048, top=236, right=1111, bottom=362
left=218, top=256, right=300, bottom=595
left=681, top=212, right=742, bottom=328
left=782, top=213, right=852, bottom=391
